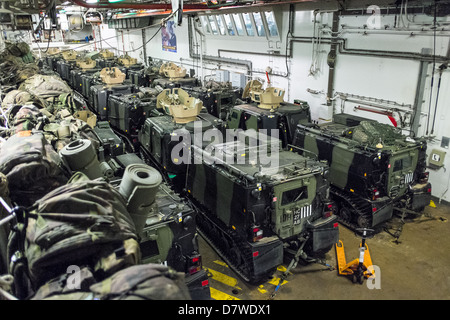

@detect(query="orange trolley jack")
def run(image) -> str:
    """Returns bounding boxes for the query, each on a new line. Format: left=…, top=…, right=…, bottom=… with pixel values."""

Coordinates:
left=335, top=228, right=375, bottom=284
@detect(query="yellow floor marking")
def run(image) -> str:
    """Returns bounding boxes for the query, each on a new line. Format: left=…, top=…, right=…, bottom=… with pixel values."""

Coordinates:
left=210, top=287, right=240, bottom=300
left=208, top=268, right=242, bottom=290
left=213, top=260, right=229, bottom=268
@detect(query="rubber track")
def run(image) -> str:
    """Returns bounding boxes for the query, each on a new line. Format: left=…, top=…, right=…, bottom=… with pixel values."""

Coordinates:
left=330, top=185, right=373, bottom=230
left=191, top=200, right=263, bottom=284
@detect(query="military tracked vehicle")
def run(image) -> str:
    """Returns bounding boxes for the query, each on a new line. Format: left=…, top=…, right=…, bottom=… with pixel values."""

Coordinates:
left=136, top=175, right=210, bottom=299
left=58, top=122, right=210, bottom=299
left=182, top=80, right=242, bottom=120
left=88, top=67, right=136, bottom=120
left=292, top=113, right=431, bottom=230
left=227, top=80, right=311, bottom=147
left=95, top=49, right=117, bottom=69
left=185, top=130, right=339, bottom=283
left=107, top=88, right=160, bottom=138
left=152, top=62, right=199, bottom=89
left=129, top=58, right=163, bottom=87
left=56, top=50, right=79, bottom=82
left=114, top=162, right=210, bottom=300
left=70, top=58, right=101, bottom=95
left=117, top=54, right=144, bottom=78
left=138, top=87, right=223, bottom=189
left=44, top=48, right=63, bottom=72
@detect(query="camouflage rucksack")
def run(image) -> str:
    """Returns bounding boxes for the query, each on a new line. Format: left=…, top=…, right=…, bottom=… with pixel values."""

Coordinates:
left=43, top=117, right=101, bottom=152
left=0, top=172, right=11, bottom=274
left=19, top=75, right=72, bottom=100
left=31, top=264, right=191, bottom=300
left=0, top=131, right=68, bottom=206
left=88, top=264, right=191, bottom=300
left=1, top=90, right=33, bottom=108
left=8, top=105, right=47, bottom=135
left=25, top=174, right=138, bottom=289
left=18, top=75, right=73, bottom=114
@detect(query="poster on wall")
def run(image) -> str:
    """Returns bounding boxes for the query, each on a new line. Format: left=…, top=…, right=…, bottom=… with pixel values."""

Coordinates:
left=162, top=21, right=177, bottom=53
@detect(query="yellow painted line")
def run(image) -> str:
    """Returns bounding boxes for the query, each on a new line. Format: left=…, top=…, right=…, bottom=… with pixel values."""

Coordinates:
left=213, top=260, right=229, bottom=268
left=210, top=287, right=240, bottom=300
left=208, top=268, right=242, bottom=290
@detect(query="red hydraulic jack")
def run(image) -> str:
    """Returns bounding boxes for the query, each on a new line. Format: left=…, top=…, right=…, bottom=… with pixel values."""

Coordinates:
left=335, top=228, right=375, bottom=284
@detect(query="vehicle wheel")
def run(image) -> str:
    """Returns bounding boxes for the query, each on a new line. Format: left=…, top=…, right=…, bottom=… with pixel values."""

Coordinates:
left=357, top=215, right=370, bottom=228
left=339, top=206, right=352, bottom=223
left=229, top=247, right=242, bottom=266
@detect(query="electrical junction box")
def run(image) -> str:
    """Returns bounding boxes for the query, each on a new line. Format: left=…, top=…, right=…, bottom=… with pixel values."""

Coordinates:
left=215, top=70, right=230, bottom=82
left=428, top=149, right=446, bottom=169
left=230, top=72, right=246, bottom=89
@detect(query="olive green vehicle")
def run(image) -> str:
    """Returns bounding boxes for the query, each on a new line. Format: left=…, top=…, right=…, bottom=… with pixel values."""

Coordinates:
left=138, top=87, right=224, bottom=190
left=58, top=121, right=211, bottom=300
left=292, top=113, right=431, bottom=229
left=186, top=131, right=339, bottom=283
left=129, top=174, right=210, bottom=300
left=226, top=80, right=311, bottom=147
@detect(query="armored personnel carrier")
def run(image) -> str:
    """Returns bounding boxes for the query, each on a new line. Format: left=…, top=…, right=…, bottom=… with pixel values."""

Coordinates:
left=95, top=49, right=117, bottom=69
left=44, top=48, right=63, bottom=72
left=107, top=87, right=160, bottom=138
left=58, top=125, right=210, bottom=299
left=138, top=87, right=223, bottom=189
left=182, top=80, right=242, bottom=120
left=89, top=67, right=136, bottom=120
left=115, top=162, right=210, bottom=300
left=186, top=131, right=339, bottom=283
left=137, top=175, right=210, bottom=299
left=117, top=54, right=144, bottom=78
left=70, top=58, right=100, bottom=94
left=152, top=62, right=199, bottom=89
left=129, top=58, right=163, bottom=87
left=56, top=50, right=79, bottom=82
left=292, top=113, right=431, bottom=229
left=227, top=80, right=311, bottom=147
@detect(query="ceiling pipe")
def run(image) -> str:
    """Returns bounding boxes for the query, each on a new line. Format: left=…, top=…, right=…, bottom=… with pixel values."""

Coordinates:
left=69, top=0, right=319, bottom=12
left=69, top=0, right=209, bottom=10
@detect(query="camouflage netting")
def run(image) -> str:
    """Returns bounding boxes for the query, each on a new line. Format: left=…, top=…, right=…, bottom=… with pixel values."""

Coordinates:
left=351, top=121, right=404, bottom=147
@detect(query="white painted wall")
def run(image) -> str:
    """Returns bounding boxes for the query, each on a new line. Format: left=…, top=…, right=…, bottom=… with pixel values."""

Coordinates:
left=101, top=5, right=450, bottom=201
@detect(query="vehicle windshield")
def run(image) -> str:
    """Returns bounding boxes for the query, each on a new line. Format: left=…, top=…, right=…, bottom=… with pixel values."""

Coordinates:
left=393, top=156, right=412, bottom=172
left=281, top=186, right=308, bottom=206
